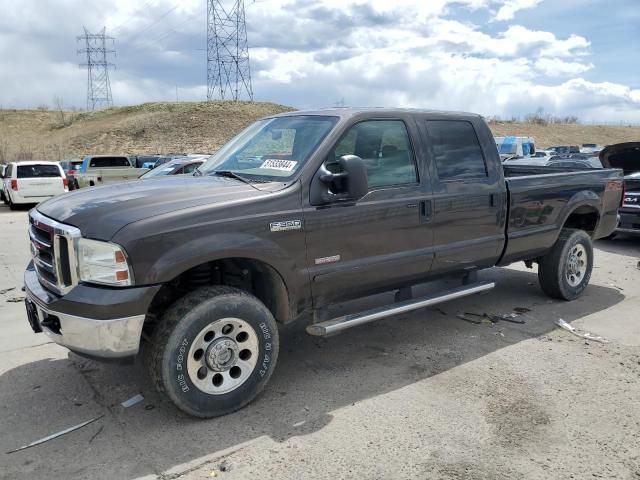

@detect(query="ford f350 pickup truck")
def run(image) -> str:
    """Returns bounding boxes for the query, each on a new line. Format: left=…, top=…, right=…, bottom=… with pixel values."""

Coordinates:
left=23, top=109, right=623, bottom=417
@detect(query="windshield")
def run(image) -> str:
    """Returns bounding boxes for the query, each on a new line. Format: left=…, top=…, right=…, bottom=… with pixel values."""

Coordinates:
left=140, top=163, right=180, bottom=178
left=199, top=115, right=338, bottom=180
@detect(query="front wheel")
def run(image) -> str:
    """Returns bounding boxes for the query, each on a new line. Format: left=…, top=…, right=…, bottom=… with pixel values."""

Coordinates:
left=147, top=286, right=279, bottom=418
left=538, top=228, right=593, bottom=300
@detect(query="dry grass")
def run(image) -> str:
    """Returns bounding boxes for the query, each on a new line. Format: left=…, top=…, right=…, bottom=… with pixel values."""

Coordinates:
left=0, top=101, right=293, bottom=161
left=0, top=102, right=639, bottom=161
left=489, top=121, right=640, bottom=148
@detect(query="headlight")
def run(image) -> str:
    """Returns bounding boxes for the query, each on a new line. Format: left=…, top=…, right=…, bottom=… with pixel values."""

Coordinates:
left=77, top=238, right=133, bottom=286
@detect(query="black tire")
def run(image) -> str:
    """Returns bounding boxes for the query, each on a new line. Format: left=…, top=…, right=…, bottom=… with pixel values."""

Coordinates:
left=147, top=286, right=279, bottom=418
left=538, top=228, right=593, bottom=300
left=8, top=197, right=17, bottom=210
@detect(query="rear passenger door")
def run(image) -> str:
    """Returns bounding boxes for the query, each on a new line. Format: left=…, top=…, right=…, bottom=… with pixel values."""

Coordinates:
left=420, top=118, right=506, bottom=274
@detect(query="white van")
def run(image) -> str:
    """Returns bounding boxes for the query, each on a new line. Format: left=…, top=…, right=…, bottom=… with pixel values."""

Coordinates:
left=2, top=161, right=68, bottom=210
left=495, top=136, right=536, bottom=160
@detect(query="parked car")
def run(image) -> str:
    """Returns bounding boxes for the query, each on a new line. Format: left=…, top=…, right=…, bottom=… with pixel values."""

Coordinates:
left=2, top=161, right=68, bottom=210
left=134, top=155, right=163, bottom=169
left=139, top=158, right=204, bottom=179
left=580, top=144, right=603, bottom=155
left=599, top=142, right=640, bottom=235
left=0, top=164, right=7, bottom=202
left=548, top=145, right=580, bottom=155
left=75, top=155, right=149, bottom=188
left=59, top=159, right=84, bottom=191
left=23, top=108, right=622, bottom=418
left=139, top=154, right=188, bottom=169
left=495, top=136, right=536, bottom=160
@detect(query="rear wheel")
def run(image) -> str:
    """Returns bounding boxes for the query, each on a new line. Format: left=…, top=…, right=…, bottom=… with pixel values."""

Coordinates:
left=147, top=286, right=279, bottom=418
left=538, top=228, right=593, bottom=300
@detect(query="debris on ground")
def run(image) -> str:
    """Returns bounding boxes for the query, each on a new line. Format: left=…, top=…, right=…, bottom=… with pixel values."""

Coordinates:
left=144, top=404, right=155, bottom=411
left=513, top=307, right=531, bottom=314
left=490, top=313, right=526, bottom=324
left=88, top=425, right=104, bottom=444
left=6, top=296, right=25, bottom=303
left=121, top=394, right=144, bottom=408
left=457, top=311, right=527, bottom=325
left=555, top=319, right=610, bottom=344
left=457, top=313, right=494, bottom=325
left=6, top=415, right=104, bottom=454
left=0, top=287, right=15, bottom=295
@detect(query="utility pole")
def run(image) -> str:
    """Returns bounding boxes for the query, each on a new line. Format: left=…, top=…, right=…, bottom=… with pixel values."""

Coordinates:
left=207, top=0, right=253, bottom=101
left=77, top=27, right=115, bottom=110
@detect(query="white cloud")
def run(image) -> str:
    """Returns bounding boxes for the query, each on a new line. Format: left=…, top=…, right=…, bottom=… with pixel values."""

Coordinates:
left=494, top=0, right=545, bottom=21
left=0, top=0, right=638, bottom=123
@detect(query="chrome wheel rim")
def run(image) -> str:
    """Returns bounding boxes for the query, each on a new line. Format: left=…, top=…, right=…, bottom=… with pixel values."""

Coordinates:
left=187, top=318, right=259, bottom=395
left=565, top=244, right=587, bottom=287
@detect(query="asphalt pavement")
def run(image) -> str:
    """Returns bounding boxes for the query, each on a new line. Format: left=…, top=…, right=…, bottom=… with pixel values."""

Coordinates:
left=1, top=204, right=639, bottom=479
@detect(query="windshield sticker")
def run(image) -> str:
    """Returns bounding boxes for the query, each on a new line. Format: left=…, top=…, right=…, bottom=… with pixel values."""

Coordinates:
left=260, top=159, right=297, bottom=172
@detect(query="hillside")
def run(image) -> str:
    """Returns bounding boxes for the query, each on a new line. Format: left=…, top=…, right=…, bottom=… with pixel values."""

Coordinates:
left=1, top=102, right=639, bottom=161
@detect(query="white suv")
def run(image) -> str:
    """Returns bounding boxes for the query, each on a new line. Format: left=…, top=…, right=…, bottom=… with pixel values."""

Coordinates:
left=2, top=161, right=68, bottom=210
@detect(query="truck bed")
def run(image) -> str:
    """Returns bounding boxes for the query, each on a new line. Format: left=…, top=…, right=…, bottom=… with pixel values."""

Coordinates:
left=498, top=165, right=623, bottom=265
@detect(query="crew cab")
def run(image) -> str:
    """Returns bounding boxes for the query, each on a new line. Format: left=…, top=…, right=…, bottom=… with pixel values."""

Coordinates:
left=75, top=155, right=149, bottom=188
left=23, top=109, right=623, bottom=418
left=2, top=161, right=68, bottom=210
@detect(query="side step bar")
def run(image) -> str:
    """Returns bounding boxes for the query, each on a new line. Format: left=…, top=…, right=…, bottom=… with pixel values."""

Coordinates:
left=306, top=281, right=495, bottom=337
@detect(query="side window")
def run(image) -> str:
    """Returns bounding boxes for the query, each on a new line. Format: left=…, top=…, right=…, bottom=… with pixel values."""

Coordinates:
left=182, top=163, right=200, bottom=174
left=332, top=120, right=418, bottom=189
left=426, top=121, right=487, bottom=180
left=173, top=167, right=185, bottom=175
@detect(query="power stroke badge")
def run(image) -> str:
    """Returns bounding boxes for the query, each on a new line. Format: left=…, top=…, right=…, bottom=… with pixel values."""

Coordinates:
left=270, top=220, right=302, bottom=232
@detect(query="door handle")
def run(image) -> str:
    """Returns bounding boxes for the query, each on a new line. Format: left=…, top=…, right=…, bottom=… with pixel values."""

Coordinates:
left=420, top=200, right=432, bottom=223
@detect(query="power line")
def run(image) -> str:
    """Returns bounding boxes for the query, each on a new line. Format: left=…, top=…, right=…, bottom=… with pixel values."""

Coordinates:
left=77, top=27, right=116, bottom=110
left=207, top=0, right=253, bottom=101
left=109, top=0, right=155, bottom=35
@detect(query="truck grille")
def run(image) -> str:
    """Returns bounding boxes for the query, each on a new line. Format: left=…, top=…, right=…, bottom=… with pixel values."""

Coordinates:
left=29, top=210, right=81, bottom=295
left=622, top=192, right=640, bottom=209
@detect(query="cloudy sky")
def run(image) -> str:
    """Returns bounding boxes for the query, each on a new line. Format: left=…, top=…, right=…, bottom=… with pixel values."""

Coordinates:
left=1, top=0, right=639, bottom=122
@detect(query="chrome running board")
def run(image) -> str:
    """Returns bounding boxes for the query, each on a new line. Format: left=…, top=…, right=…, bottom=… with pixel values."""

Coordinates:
left=306, top=281, right=495, bottom=337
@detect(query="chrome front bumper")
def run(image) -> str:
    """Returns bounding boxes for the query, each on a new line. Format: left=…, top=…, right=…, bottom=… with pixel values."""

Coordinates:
left=24, top=265, right=146, bottom=359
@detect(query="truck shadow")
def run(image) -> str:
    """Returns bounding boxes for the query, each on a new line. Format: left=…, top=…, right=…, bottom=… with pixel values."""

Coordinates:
left=594, top=236, right=640, bottom=257
left=0, top=267, right=625, bottom=479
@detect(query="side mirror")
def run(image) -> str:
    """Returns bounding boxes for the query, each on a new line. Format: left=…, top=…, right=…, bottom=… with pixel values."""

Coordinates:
left=310, top=155, right=368, bottom=205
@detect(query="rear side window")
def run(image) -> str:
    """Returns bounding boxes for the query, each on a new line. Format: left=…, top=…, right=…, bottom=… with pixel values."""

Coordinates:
left=89, top=157, right=131, bottom=168
left=426, top=121, right=487, bottom=180
left=17, top=165, right=61, bottom=178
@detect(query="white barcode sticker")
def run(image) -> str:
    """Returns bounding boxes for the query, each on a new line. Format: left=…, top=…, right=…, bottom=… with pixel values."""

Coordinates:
left=260, top=159, right=297, bottom=172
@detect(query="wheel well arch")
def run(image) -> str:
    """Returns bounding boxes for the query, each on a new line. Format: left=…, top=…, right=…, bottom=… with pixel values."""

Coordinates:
left=147, top=257, right=291, bottom=326
left=562, top=204, right=600, bottom=236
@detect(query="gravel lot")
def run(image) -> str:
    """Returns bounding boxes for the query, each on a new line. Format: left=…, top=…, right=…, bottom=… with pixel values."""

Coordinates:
left=1, top=204, right=639, bottom=480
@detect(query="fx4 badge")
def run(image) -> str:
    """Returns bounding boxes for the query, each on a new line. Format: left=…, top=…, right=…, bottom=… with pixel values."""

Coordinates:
left=270, top=220, right=302, bottom=232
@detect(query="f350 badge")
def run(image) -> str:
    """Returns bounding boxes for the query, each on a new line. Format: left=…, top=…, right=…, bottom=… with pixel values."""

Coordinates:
left=270, top=220, right=302, bottom=232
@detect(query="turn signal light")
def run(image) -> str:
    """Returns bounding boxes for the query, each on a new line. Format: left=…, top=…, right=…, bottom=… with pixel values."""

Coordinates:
left=10, top=179, right=18, bottom=191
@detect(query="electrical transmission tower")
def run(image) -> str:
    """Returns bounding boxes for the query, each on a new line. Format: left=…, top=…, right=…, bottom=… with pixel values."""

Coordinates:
left=77, top=27, right=115, bottom=110
left=207, top=0, right=254, bottom=101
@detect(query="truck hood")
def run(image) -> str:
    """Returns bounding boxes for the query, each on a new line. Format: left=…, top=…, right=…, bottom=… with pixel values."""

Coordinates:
left=37, top=176, right=278, bottom=240
left=600, top=142, right=640, bottom=176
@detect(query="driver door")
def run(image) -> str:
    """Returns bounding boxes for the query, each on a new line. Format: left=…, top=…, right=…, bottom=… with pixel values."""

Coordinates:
left=303, top=118, right=434, bottom=307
